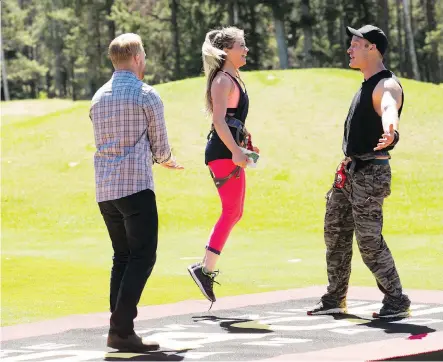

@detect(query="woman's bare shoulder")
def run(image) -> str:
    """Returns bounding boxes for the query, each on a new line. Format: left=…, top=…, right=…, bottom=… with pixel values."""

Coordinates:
left=212, top=72, right=234, bottom=93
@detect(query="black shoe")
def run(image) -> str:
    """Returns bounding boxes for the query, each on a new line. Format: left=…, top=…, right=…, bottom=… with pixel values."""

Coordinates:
left=107, top=332, right=159, bottom=352
left=373, top=305, right=411, bottom=319
left=187, top=264, right=219, bottom=302
left=307, top=300, right=347, bottom=315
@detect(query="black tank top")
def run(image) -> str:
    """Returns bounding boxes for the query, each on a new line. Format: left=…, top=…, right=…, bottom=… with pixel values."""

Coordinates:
left=205, top=72, right=249, bottom=164
left=342, top=70, right=404, bottom=157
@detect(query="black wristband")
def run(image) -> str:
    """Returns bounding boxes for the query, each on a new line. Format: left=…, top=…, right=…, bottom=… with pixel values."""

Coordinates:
left=386, top=130, right=400, bottom=151
left=392, top=130, right=400, bottom=145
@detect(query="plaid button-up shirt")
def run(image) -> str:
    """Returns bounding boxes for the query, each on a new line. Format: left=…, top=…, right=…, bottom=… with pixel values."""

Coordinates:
left=90, top=70, right=171, bottom=202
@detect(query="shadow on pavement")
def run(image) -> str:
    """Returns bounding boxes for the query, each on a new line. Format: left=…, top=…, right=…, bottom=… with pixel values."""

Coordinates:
left=193, top=315, right=274, bottom=334
left=332, top=313, right=437, bottom=335
left=104, top=349, right=191, bottom=361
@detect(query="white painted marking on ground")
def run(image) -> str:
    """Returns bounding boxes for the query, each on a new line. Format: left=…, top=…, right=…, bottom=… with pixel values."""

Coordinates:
left=197, top=320, right=221, bottom=325
left=346, top=301, right=372, bottom=307
left=176, top=351, right=232, bottom=359
left=390, top=318, right=443, bottom=325
left=106, top=324, right=202, bottom=338
left=138, top=324, right=201, bottom=333
left=135, top=328, right=156, bottom=335
left=243, top=337, right=311, bottom=346
left=409, top=304, right=430, bottom=310
left=347, top=303, right=383, bottom=314
left=231, top=314, right=262, bottom=320
left=0, top=351, right=33, bottom=358
left=330, top=327, right=380, bottom=335
left=260, top=316, right=325, bottom=324
left=412, top=307, right=443, bottom=316
left=270, top=319, right=358, bottom=331
left=145, top=331, right=266, bottom=350
left=24, top=343, right=77, bottom=350
left=284, top=308, right=310, bottom=312
left=1, top=350, right=104, bottom=361
left=288, top=259, right=301, bottom=263
left=348, top=303, right=428, bottom=315
left=162, top=324, right=201, bottom=330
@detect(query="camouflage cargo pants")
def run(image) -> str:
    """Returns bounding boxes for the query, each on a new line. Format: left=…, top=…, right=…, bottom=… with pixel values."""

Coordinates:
left=322, top=160, right=410, bottom=309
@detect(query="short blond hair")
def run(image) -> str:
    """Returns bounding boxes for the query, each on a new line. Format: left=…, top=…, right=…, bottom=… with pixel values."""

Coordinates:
left=108, top=33, right=144, bottom=67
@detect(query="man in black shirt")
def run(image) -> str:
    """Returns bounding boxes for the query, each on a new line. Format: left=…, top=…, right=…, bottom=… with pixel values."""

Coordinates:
left=308, top=25, right=411, bottom=318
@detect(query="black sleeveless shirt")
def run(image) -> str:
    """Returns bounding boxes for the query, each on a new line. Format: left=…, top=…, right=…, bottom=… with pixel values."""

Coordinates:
left=205, top=72, right=249, bottom=164
left=342, top=70, right=404, bottom=157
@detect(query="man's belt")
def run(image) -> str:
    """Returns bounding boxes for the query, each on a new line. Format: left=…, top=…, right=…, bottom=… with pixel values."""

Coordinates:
left=348, top=157, right=389, bottom=173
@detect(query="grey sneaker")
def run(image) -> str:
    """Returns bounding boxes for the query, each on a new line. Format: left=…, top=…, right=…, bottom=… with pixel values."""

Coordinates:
left=307, top=300, right=347, bottom=315
left=187, top=264, right=219, bottom=302
left=373, top=305, right=411, bottom=319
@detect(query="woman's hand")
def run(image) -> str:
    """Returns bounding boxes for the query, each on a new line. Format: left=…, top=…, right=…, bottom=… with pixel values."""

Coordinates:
left=252, top=146, right=260, bottom=154
left=232, top=148, right=249, bottom=168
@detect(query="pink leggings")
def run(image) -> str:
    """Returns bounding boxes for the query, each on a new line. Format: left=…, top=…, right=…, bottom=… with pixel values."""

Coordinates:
left=206, top=159, right=246, bottom=255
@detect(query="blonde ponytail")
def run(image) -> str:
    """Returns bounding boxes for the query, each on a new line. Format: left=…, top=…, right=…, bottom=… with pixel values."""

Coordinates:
left=202, top=27, right=244, bottom=114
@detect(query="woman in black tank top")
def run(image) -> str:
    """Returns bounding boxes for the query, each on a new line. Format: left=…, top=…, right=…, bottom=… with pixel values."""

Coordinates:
left=187, top=27, right=260, bottom=308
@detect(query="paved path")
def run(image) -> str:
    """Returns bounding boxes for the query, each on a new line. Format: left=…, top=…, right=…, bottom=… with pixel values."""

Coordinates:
left=1, top=286, right=442, bottom=361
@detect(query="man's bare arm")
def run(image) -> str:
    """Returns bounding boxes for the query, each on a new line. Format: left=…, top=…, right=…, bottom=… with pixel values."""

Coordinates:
left=372, top=78, right=403, bottom=151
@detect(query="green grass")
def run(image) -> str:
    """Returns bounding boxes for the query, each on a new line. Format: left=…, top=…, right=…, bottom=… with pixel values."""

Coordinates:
left=2, top=69, right=442, bottom=326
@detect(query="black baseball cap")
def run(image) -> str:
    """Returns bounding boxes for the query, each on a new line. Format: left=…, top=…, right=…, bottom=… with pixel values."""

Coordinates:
left=346, top=25, right=388, bottom=56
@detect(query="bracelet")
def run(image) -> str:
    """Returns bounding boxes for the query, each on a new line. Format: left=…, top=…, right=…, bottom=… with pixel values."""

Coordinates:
left=392, top=130, right=400, bottom=146
left=385, top=130, right=400, bottom=151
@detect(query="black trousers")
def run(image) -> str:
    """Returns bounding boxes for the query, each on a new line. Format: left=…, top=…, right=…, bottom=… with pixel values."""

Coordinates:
left=98, top=189, right=158, bottom=337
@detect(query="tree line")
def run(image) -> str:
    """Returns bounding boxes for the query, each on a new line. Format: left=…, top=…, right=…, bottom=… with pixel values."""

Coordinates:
left=1, top=0, right=442, bottom=101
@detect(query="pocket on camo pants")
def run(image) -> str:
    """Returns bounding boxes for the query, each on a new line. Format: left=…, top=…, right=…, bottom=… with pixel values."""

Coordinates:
left=362, top=164, right=391, bottom=206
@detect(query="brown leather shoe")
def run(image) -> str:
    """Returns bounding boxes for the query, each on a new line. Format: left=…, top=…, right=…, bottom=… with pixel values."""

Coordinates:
left=107, top=333, right=159, bottom=352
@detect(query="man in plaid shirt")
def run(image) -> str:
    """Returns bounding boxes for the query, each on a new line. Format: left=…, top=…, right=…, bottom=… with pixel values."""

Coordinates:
left=90, top=33, right=182, bottom=352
